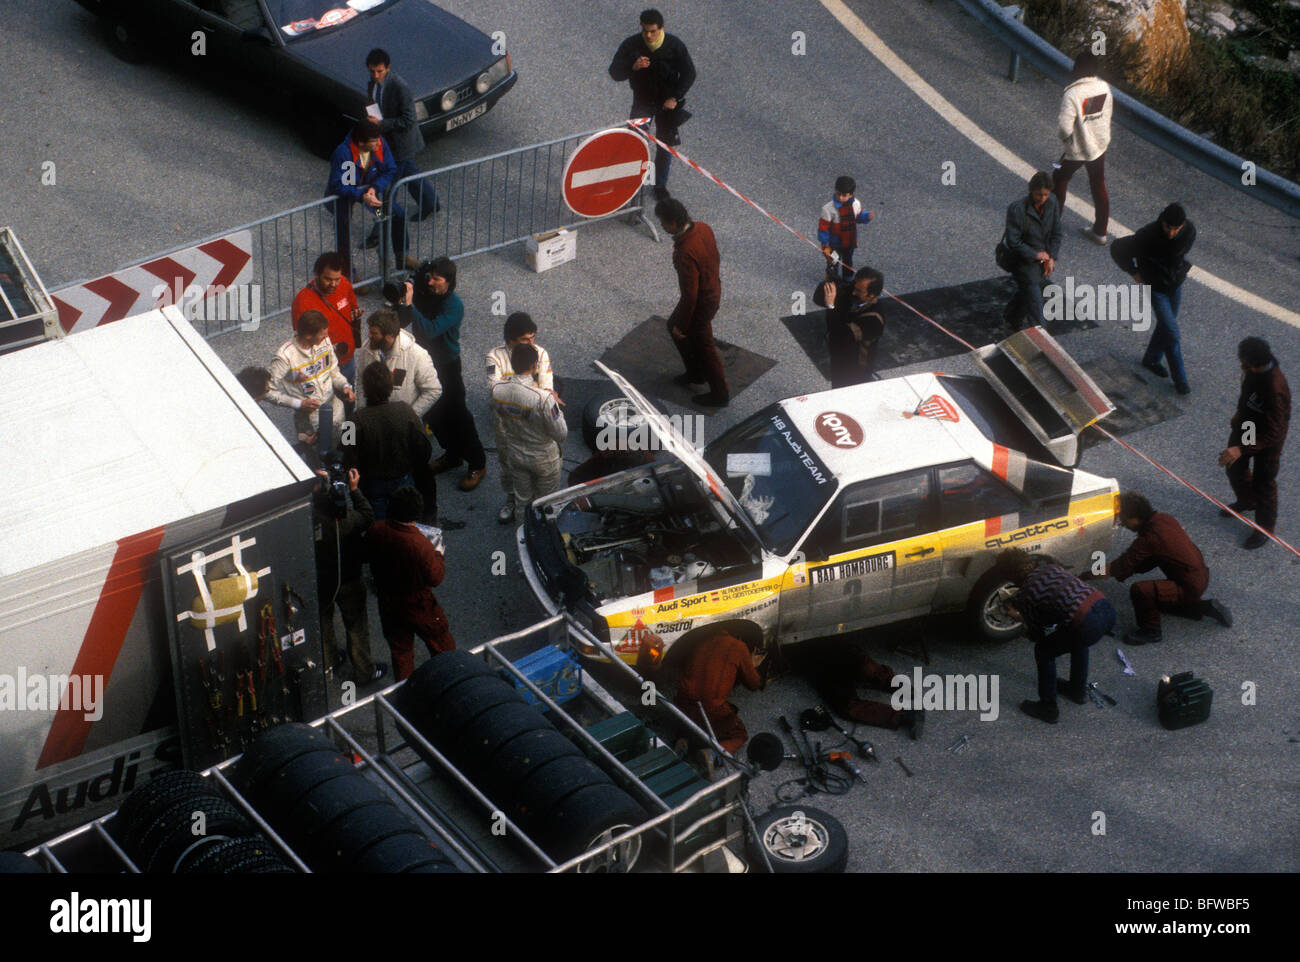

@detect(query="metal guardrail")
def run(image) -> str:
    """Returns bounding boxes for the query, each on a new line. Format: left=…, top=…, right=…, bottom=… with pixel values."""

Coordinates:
left=382, top=125, right=658, bottom=285
left=952, top=0, right=1300, bottom=219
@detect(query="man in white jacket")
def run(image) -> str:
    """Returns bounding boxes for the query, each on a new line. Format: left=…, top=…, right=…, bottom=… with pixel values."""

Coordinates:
left=267, top=310, right=356, bottom=454
left=353, top=309, right=442, bottom=419
left=486, top=312, right=558, bottom=523
left=490, top=343, right=567, bottom=524
left=1052, top=50, right=1113, bottom=246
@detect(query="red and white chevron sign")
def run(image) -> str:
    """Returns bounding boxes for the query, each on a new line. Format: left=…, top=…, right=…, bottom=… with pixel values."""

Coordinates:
left=50, top=232, right=253, bottom=335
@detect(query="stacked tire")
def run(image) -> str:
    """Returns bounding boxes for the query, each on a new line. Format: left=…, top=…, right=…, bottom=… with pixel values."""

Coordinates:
left=397, top=651, right=646, bottom=864
left=112, top=770, right=291, bottom=874
left=233, top=723, right=458, bottom=873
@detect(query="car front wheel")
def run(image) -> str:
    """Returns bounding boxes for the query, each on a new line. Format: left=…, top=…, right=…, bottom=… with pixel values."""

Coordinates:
left=967, top=568, right=1024, bottom=642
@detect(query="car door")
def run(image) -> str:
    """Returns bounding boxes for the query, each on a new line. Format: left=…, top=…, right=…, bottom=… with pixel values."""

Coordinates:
left=192, top=0, right=281, bottom=81
left=930, top=460, right=1029, bottom=609
left=795, top=468, right=942, bottom=635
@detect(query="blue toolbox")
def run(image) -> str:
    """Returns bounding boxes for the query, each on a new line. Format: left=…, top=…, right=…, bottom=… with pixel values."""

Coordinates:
left=511, top=645, right=583, bottom=706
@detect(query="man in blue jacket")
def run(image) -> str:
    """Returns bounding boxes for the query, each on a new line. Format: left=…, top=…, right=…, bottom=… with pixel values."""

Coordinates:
left=1000, top=171, right=1062, bottom=330
left=327, top=119, right=419, bottom=276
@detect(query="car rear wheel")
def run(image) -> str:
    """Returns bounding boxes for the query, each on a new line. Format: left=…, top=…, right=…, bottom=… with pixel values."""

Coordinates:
left=967, top=569, right=1024, bottom=642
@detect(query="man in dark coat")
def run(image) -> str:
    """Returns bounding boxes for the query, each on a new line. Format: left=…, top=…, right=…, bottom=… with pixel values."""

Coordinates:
left=1086, top=492, right=1231, bottom=644
left=364, top=49, right=438, bottom=224
left=326, top=120, right=417, bottom=276
left=1219, top=336, right=1292, bottom=549
left=365, top=486, right=455, bottom=681
left=655, top=198, right=728, bottom=406
left=1111, top=203, right=1196, bottom=394
left=1000, top=171, right=1062, bottom=330
left=608, top=7, right=696, bottom=198
left=342, top=361, right=433, bottom=521
left=813, top=266, right=885, bottom=388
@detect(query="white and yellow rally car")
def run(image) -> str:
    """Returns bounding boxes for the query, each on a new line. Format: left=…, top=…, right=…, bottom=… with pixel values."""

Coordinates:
left=519, top=329, right=1120, bottom=664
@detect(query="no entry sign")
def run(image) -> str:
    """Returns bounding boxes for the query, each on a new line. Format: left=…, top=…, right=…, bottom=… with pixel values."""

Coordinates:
left=562, top=128, right=652, bottom=218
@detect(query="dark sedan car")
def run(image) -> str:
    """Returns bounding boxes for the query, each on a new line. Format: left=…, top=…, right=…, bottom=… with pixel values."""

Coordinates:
left=74, top=0, right=517, bottom=152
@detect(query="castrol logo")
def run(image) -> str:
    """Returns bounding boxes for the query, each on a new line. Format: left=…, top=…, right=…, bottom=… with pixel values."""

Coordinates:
left=815, top=411, right=863, bottom=448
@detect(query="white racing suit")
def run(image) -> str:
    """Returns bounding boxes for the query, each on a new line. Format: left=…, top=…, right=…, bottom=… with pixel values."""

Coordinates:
left=486, top=343, right=553, bottom=497
left=267, top=336, right=350, bottom=440
left=489, top=374, right=567, bottom=504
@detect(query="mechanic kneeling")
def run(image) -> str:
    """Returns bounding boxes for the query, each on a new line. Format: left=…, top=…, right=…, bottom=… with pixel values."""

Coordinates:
left=638, top=626, right=763, bottom=768
left=807, top=643, right=923, bottom=739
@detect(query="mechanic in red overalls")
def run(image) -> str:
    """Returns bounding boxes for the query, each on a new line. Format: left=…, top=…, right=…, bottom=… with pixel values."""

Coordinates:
left=638, top=625, right=763, bottom=755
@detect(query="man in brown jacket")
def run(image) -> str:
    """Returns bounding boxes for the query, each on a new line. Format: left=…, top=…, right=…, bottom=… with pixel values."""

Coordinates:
left=1219, top=337, right=1291, bottom=549
left=365, top=485, right=455, bottom=680
left=654, top=198, right=729, bottom=406
left=1087, top=492, right=1231, bottom=644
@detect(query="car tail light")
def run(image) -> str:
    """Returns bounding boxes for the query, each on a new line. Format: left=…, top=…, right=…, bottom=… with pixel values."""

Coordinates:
left=440, top=89, right=457, bottom=112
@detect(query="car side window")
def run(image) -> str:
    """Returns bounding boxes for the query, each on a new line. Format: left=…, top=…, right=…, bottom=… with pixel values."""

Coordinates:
left=804, top=470, right=933, bottom=558
left=211, top=0, right=265, bottom=30
left=938, top=462, right=1023, bottom=529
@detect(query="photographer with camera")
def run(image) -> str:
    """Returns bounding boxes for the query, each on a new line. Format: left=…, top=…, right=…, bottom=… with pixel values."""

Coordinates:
left=342, top=361, right=433, bottom=522
left=313, top=464, right=386, bottom=685
left=395, top=256, right=488, bottom=492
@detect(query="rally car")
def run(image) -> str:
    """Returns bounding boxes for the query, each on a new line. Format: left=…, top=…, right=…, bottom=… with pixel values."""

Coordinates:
left=518, top=329, right=1120, bottom=666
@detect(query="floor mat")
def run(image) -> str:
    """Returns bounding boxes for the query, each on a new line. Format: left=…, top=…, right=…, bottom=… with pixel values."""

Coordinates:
left=598, top=315, right=777, bottom=411
left=780, top=276, right=1100, bottom=379
left=1079, top=353, right=1187, bottom=449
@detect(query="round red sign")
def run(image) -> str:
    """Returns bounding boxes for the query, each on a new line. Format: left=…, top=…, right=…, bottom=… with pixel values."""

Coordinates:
left=562, top=128, right=652, bottom=218
left=814, top=411, right=864, bottom=449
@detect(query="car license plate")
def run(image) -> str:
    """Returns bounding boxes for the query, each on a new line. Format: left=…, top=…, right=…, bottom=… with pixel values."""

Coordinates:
left=446, top=103, right=487, bottom=131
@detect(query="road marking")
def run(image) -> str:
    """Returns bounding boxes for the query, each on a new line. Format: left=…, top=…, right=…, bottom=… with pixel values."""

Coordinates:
left=819, top=0, right=1300, bottom=328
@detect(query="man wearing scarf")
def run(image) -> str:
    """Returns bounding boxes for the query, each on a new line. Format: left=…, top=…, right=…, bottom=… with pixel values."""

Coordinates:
left=326, top=119, right=419, bottom=276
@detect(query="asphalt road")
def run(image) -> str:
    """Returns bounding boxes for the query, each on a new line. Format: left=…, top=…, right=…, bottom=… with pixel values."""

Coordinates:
left=3, top=0, right=1297, bottom=874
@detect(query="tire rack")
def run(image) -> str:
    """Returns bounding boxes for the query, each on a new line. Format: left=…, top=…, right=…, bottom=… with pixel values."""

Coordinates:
left=25, top=615, right=757, bottom=874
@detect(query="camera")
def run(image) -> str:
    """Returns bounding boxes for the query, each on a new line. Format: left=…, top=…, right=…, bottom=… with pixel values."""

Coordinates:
left=381, top=260, right=435, bottom=306
left=321, top=452, right=348, bottom=518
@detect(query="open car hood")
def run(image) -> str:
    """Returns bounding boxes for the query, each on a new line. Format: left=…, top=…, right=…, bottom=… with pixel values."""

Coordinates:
left=969, top=327, right=1115, bottom=467
left=594, top=361, right=766, bottom=550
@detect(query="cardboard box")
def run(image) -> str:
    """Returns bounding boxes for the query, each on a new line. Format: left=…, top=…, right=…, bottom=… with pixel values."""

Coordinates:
left=525, top=228, right=576, bottom=272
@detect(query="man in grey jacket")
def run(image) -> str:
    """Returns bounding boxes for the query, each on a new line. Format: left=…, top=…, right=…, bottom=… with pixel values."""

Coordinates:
left=1001, top=171, right=1063, bottom=330
left=365, top=49, right=438, bottom=227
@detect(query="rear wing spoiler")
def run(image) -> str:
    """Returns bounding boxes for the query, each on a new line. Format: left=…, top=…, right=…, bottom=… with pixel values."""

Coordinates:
left=971, top=327, right=1114, bottom=467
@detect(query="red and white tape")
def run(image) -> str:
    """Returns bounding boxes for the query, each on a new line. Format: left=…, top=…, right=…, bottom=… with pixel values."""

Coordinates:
left=628, top=118, right=1299, bottom=557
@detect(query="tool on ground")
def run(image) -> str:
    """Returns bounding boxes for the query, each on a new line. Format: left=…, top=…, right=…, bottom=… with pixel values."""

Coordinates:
left=800, top=705, right=878, bottom=762
left=826, top=750, right=868, bottom=784
left=746, top=732, right=797, bottom=771
left=1157, top=672, right=1213, bottom=730
left=1087, top=681, right=1117, bottom=708
left=894, top=756, right=914, bottom=777
left=946, top=734, right=971, bottom=754
left=776, top=715, right=851, bottom=798
left=1116, top=649, right=1136, bottom=676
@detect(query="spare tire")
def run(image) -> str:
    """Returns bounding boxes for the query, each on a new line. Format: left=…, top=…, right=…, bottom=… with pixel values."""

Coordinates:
left=751, top=805, right=849, bottom=874
left=451, top=702, right=549, bottom=766
left=181, top=836, right=294, bottom=875
left=353, top=832, right=456, bottom=874
left=258, top=750, right=356, bottom=815
left=317, top=802, right=425, bottom=872
left=234, top=723, right=338, bottom=797
left=487, top=728, right=584, bottom=799
left=427, top=675, right=526, bottom=737
left=581, top=388, right=648, bottom=453
left=513, top=755, right=612, bottom=825
left=543, top=782, right=647, bottom=862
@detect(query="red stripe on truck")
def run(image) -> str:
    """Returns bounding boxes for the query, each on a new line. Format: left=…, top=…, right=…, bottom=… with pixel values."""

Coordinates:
left=36, top=527, right=166, bottom=770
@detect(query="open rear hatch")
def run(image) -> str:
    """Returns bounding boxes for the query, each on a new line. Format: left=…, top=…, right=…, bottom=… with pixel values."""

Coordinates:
left=970, top=327, right=1114, bottom=467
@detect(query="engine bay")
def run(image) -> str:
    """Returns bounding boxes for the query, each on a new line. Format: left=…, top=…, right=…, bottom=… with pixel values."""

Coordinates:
left=547, top=463, right=757, bottom=603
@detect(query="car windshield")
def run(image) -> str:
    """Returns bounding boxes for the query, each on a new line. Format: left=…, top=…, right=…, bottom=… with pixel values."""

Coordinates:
left=703, top=405, right=836, bottom=555
left=268, top=0, right=392, bottom=38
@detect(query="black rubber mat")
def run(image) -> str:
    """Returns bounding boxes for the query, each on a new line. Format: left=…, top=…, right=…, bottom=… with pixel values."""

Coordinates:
left=598, top=315, right=777, bottom=411
left=1078, top=353, right=1187, bottom=448
left=780, top=276, right=1100, bottom=379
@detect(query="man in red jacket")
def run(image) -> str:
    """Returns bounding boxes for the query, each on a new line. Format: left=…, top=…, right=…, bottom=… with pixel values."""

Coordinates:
left=365, top=485, right=455, bottom=679
left=1086, top=492, right=1231, bottom=644
left=292, top=252, right=363, bottom=382
left=1219, top=337, right=1291, bottom=549
left=654, top=198, right=728, bottom=407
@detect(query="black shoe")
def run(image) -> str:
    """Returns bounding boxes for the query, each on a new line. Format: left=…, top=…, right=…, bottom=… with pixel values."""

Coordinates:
left=1141, top=359, right=1169, bottom=378
left=1174, top=382, right=1191, bottom=396
left=673, top=372, right=707, bottom=388
left=1020, top=699, right=1059, bottom=724
left=366, top=662, right=389, bottom=684
left=1219, top=501, right=1253, bottom=517
left=903, top=709, right=924, bottom=741
left=694, top=390, right=730, bottom=408
left=1055, top=679, right=1087, bottom=705
left=1123, top=627, right=1163, bottom=645
left=361, top=229, right=380, bottom=250
left=1203, top=599, right=1233, bottom=628
left=1243, top=530, right=1270, bottom=550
